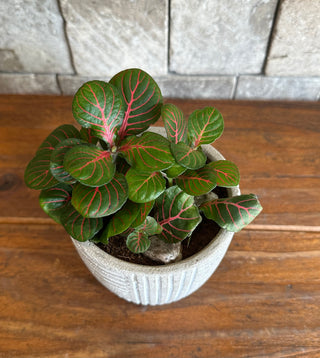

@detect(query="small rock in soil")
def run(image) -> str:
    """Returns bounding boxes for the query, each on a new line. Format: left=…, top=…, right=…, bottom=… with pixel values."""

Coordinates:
left=143, top=236, right=182, bottom=264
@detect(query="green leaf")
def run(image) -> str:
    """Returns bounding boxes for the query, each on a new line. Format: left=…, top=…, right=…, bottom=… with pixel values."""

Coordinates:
left=130, top=200, right=155, bottom=228
left=170, top=142, right=206, bottom=170
left=64, top=145, right=115, bottom=187
left=109, top=68, right=163, bottom=141
left=61, top=203, right=103, bottom=242
left=100, top=200, right=142, bottom=242
left=25, top=152, right=59, bottom=190
left=176, top=164, right=217, bottom=196
left=126, top=230, right=151, bottom=253
left=80, top=128, right=99, bottom=144
left=72, top=80, right=125, bottom=147
left=135, top=216, right=162, bottom=236
left=50, top=138, right=83, bottom=184
left=188, top=107, right=224, bottom=147
left=39, top=183, right=72, bottom=224
left=119, top=132, right=174, bottom=172
left=164, top=163, right=187, bottom=178
left=25, top=125, right=80, bottom=190
left=37, top=124, right=81, bottom=155
left=208, top=160, right=240, bottom=187
left=126, top=168, right=165, bottom=203
left=71, top=173, right=128, bottom=218
left=200, top=194, right=263, bottom=232
left=155, top=186, right=202, bottom=243
left=161, top=103, right=187, bottom=144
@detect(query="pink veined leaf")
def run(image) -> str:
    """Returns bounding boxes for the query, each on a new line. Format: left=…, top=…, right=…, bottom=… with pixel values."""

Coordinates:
left=50, top=138, right=84, bottom=184
left=165, top=163, right=187, bottom=179
left=63, top=145, right=115, bottom=187
left=109, top=68, right=163, bottom=141
left=61, top=202, right=103, bottom=242
left=25, top=152, right=59, bottom=190
left=208, top=160, right=240, bottom=187
left=175, top=165, right=217, bottom=196
left=119, top=132, right=174, bottom=172
left=154, top=186, right=202, bottom=243
left=37, top=124, right=81, bottom=155
left=25, top=125, right=81, bottom=190
left=80, top=128, right=99, bottom=144
left=124, top=215, right=162, bottom=253
left=72, top=80, right=125, bottom=147
left=135, top=216, right=162, bottom=236
left=161, top=103, right=188, bottom=144
left=130, top=200, right=155, bottom=228
left=71, top=173, right=128, bottom=218
left=126, top=230, right=151, bottom=253
left=200, top=194, right=263, bottom=232
left=170, top=141, right=206, bottom=170
left=126, top=168, right=166, bottom=203
left=100, top=200, right=143, bottom=241
left=188, top=107, right=224, bottom=147
left=39, top=183, right=72, bottom=224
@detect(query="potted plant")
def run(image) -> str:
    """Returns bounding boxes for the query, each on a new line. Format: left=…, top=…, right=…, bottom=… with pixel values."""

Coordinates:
left=25, top=68, right=262, bottom=305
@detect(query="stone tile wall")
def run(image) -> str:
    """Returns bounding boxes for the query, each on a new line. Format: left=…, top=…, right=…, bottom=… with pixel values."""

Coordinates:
left=1, top=0, right=319, bottom=100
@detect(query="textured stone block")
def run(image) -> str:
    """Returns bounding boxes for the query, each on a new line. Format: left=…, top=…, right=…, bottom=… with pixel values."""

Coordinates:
left=60, top=0, right=168, bottom=76
left=236, top=76, right=320, bottom=101
left=0, top=74, right=60, bottom=94
left=170, top=0, right=278, bottom=75
left=156, top=76, right=235, bottom=99
left=59, top=74, right=235, bottom=99
left=0, top=0, right=73, bottom=74
left=266, top=0, right=320, bottom=76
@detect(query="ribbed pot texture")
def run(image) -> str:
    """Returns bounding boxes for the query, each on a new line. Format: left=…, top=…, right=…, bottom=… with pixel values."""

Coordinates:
left=72, top=127, right=240, bottom=305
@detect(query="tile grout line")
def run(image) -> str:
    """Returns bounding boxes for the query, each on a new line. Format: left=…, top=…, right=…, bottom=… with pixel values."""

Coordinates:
left=231, top=76, right=239, bottom=99
left=167, top=0, right=171, bottom=74
left=55, top=74, right=63, bottom=95
left=56, top=0, right=77, bottom=75
left=261, top=0, right=282, bottom=74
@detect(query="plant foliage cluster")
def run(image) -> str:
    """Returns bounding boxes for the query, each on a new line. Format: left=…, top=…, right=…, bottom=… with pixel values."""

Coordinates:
left=25, top=68, right=262, bottom=253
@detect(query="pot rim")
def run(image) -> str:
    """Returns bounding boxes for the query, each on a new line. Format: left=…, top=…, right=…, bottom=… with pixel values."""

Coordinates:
left=72, top=127, right=240, bottom=275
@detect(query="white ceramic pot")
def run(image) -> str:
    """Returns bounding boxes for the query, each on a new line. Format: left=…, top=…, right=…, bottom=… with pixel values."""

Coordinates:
left=72, top=127, right=240, bottom=305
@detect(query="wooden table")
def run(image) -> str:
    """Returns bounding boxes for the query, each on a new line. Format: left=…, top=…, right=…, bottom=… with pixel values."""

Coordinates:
left=1, top=95, right=319, bottom=357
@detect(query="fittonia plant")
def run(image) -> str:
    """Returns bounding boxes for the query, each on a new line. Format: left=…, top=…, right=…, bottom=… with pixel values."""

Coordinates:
left=24, top=68, right=262, bottom=254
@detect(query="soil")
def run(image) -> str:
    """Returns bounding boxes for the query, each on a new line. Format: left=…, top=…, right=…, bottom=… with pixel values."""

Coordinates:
left=97, top=186, right=228, bottom=266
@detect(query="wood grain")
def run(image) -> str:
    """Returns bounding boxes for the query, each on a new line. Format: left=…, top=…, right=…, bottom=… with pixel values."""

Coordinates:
left=0, top=95, right=320, bottom=358
left=1, top=225, right=320, bottom=358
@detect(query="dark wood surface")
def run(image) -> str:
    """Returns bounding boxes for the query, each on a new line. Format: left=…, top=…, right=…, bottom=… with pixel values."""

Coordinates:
left=0, top=95, right=319, bottom=357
